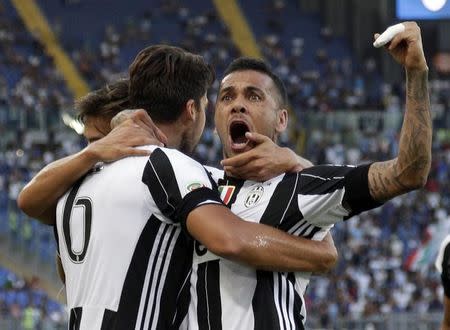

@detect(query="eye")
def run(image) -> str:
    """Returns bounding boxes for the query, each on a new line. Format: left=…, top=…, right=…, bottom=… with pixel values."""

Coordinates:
left=221, top=94, right=232, bottom=102
left=249, top=94, right=261, bottom=101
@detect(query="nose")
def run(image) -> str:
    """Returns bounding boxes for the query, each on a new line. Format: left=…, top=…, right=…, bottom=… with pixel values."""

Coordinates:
left=231, top=105, right=247, bottom=114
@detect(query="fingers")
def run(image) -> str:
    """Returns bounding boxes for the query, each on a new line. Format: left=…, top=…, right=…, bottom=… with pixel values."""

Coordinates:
left=108, top=124, right=164, bottom=148
left=104, top=147, right=151, bottom=163
left=221, top=152, right=254, bottom=167
left=132, top=137, right=164, bottom=147
left=111, top=109, right=154, bottom=134
left=374, top=21, right=420, bottom=50
left=297, top=156, right=314, bottom=169
left=123, top=147, right=152, bottom=157
left=388, top=33, right=404, bottom=51
left=131, top=110, right=156, bottom=133
left=224, top=165, right=267, bottom=181
left=111, top=109, right=168, bottom=146
left=111, top=109, right=139, bottom=129
left=223, top=166, right=244, bottom=179
left=154, top=127, right=168, bottom=146
left=246, top=132, right=269, bottom=144
left=133, top=109, right=153, bottom=126
left=373, top=23, right=405, bottom=48
left=224, top=157, right=272, bottom=182
left=130, top=110, right=169, bottom=146
left=129, top=129, right=164, bottom=147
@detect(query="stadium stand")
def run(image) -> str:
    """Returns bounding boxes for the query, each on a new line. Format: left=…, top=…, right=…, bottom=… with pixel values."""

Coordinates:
left=1, top=0, right=449, bottom=328
left=0, top=265, right=66, bottom=329
left=0, top=0, right=73, bottom=132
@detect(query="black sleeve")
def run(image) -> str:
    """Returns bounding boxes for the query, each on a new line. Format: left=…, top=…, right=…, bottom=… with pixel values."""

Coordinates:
left=442, top=242, right=450, bottom=298
left=296, top=164, right=383, bottom=223
left=343, top=164, right=384, bottom=218
left=176, top=187, right=224, bottom=233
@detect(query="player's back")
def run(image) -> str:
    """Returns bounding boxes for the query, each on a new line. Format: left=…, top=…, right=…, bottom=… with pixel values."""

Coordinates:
left=56, top=146, right=194, bottom=329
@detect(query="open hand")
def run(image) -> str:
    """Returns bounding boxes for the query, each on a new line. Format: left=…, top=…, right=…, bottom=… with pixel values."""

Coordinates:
left=87, top=109, right=167, bottom=162
left=111, top=109, right=168, bottom=145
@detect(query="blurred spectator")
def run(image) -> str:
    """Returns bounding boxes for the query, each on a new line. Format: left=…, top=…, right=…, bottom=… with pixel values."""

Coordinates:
left=0, top=267, right=66, bottom=328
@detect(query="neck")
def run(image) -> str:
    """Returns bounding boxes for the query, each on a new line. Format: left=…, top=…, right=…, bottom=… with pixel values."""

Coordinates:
left=156, top=121, right=184, bottom=149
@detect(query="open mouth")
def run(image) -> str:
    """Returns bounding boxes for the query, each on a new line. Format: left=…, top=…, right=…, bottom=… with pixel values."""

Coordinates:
left=229, top=121, right=250, bottom=151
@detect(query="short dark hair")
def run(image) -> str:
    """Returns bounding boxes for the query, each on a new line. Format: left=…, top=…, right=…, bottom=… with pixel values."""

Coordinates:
left=223, top=57, right=288, bottom=108
left=129, top=45, right=215, bottom=123
left=75, top=79, right=130, bottom=123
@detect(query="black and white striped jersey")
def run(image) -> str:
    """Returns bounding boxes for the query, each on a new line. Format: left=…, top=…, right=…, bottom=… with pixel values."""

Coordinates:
left=55, top=146, right=222, bottom=330
left=185, top=164, right=382, bottom=330
left=436, top=235, right=450, bottom=298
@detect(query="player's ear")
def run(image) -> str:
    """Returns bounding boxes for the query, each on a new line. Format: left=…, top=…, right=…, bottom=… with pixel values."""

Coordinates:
left=184, top=99, right=196, bottom=122
left=275, top=108, right=288, bottom=134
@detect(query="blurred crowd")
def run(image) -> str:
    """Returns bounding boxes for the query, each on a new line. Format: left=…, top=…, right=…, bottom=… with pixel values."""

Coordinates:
left=1, top=0, right=450, bottom=327
left=0, top=266, right=65, bottom=329
left=0, top=0, right=72, bottom=131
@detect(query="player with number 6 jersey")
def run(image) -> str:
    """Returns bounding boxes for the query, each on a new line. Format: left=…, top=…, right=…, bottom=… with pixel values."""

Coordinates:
left=56, top=146, right=222, bottom=329
left=54, top=45, right=220, bottom=329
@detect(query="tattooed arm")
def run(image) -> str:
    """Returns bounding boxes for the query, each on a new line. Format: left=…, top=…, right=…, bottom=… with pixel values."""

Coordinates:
left=369, top=22, right=431, bottom=202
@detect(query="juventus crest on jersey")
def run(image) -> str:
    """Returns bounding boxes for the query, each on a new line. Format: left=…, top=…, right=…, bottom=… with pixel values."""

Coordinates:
left=182, top=164, right=381, bottom=330
left=55, top=146, right=222, bottom=330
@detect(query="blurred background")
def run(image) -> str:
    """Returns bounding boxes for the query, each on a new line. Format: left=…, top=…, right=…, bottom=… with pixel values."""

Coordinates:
left=0, top=0, right=449, bottom=329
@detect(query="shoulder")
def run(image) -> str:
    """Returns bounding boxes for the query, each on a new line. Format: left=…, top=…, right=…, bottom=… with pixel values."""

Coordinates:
left=203, top=165, right=224, bottom=183
left=150, top=147, right=202, bottom=167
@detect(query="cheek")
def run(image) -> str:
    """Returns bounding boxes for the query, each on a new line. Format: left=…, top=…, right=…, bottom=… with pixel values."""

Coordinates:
left=214, top=111, right=223, bottom=131
left=255, top=114, right=276, bottom=133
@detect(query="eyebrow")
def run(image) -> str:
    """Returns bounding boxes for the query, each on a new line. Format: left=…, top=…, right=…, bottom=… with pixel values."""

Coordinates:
left=219, top=85, right=264, bottom=95
left=245, top=86, right=264, bottom=94
left=218, top=86, right=234, bottom=95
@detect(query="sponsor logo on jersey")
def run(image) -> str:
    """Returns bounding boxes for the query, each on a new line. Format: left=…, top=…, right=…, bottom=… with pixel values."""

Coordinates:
left=218, top=185, right=235, bottom=205
left=187, top=182, right=205, bottom=192
left=244, top=185, right=264, bottom=208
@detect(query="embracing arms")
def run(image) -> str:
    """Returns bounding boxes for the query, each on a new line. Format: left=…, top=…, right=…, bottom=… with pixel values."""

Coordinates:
left=18, top=110, right=164, bottom=224
left=187, top=204, right=337, bottom=273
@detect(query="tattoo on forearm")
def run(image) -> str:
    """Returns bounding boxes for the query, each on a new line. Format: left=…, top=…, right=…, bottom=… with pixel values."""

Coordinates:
left=369, top=70, right=432, bottom=201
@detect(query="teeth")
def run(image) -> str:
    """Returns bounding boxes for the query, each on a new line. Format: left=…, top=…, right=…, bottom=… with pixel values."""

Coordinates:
left=232, top=142, right=248, bottom=149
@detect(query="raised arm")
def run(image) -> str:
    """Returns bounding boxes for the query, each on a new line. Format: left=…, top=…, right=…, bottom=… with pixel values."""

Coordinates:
left=18, top=111, right=162, bottom=224
left=187, top=204, right=337, bottom=273
left=368, top=22, right=431, bottom=202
